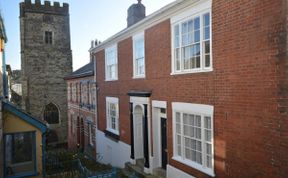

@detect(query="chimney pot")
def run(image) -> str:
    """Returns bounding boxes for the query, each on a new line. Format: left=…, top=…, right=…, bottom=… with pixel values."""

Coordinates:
left=127, top=0, right=146, bottom=27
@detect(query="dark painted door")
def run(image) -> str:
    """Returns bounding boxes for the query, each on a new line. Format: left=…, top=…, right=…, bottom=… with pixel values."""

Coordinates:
left=161, top=117, right=167, bottom=169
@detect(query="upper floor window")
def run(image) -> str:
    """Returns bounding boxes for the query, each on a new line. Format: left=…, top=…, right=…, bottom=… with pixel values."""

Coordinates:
left=45, top=31, right=53, bottom=44
left=133, top=33, right=145, bottom=78
left=172, top=102, right=214, bottom=176
left=105, top=45, right=118, bottom=81
left=171, top=2, right=211, bottom=74
left=106, top=97, right=119, bottom=135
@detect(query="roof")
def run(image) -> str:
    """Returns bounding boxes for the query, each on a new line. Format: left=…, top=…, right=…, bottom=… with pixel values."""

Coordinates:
left=2, top=101, right=48, bottom=133
left=64, top=61, right=94, bottom=80
left=89, top=0, right=202, bottom=53
left=0, top=14, right=7, bottom=42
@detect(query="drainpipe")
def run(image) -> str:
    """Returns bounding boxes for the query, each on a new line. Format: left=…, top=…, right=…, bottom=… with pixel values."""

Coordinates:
left=42, top=132, right=47, bottom=178
left=2, top=50, right=8, bottom=99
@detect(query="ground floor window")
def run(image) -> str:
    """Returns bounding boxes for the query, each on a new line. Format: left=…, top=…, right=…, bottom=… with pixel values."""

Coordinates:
left=4, top=131, right=36, bottom=177
left=106, top=97, right=119, bottom=135
left=172, top=102, right=214, bottom=176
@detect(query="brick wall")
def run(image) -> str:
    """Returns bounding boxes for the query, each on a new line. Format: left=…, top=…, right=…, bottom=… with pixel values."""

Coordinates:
left=67, top=76, right=97, bottom=158
left=94, top=0, right=288, bottom=177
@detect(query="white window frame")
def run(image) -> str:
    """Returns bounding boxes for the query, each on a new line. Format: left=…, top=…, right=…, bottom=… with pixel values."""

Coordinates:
left=172, top=102, right=214, bottom=177
left=105, top=45, right=118, bottom=81
left=133, top=32, right=145, bottom=78
left=106, top=97, right=119, bottom=135
left=171, top=0, right=212, bottom=75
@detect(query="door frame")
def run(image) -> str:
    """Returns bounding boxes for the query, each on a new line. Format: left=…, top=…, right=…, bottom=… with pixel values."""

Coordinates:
left=130, top=96, right=151, bottom=173
left=151, top=100, right=167, bottom=170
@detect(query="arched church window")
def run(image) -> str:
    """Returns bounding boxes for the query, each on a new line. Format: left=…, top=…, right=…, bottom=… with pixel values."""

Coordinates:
left=44, top=103, right=59, bottom=124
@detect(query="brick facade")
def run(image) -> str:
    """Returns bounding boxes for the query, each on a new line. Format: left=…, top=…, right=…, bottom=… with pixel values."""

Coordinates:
left=66, top=68, right=97, bottom=159
left=91, top=0, right=288, bottom=177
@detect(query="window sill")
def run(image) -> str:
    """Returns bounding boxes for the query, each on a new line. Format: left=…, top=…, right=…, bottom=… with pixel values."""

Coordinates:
left=132, top=75, right=145, bottom=79
left=171, top=68, right=213, bottom=76
left=105, top=78, right=118, bottom=82
left=172, top=156, right=215, bottom=177
left=104, top=130, right=120, bottom=141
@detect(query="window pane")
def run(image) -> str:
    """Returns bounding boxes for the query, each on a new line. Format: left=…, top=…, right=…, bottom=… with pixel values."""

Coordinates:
left=196, top=115, right=201, bottom=127
left=194, top=17, right=200, bottom=30
left=175, top=49, right=180, bottom=70
left=205, top=55, right=210, bottom=68
left=182, top=22, right=187, bottom=34
left=185, top=148, right=192, bottom=160
left=194, top=30, right=200, bottom=43
left=174, top=25, right=180, bottom=48
left=174, top=25, right=179, bottom=36
left=204, top=27, right=210, bottom=40
left=192, top=150, right=196, bottom=161
left=192, top=140, right=196, bottom=149
left=204, top=13, right=210, bottom=26
left=206, top=143, right=212, bottom=155
left=196, top=141, right=202, bottom=151
left=176, top=123, right=181, bottom=133
left=205, top=116, right=211, bottom=129
left=207, top=156, right=212, bottom=168
left=184, top=125, right=189, bottom=135
left=177, top=145, right=182, bottom=156
left=188, top=20, right=193, bottom=32
left=196, top=152, right=202, bottom=164
left=205, top=130, right=212, bottom=142
left=183, top=114, right=188, bottom=124
left=111, top=117, right=116, bottom=129
left=177, top=135, right=181, bottom=145
left=176, top=112, right=181, bottom=122
left=5, top=132, right=36, bottom=176
left=205, top=41, right=210, bottom=54
left=196, top=128, right=201, bottom=139
left=196, top=56, right=201, bottom=68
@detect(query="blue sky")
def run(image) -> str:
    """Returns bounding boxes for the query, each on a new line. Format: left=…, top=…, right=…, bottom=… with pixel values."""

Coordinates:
left=0, top=0, right=175, bottom=71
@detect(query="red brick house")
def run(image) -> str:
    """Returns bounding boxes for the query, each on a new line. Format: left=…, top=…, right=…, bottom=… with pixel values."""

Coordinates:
left=89, top=0, right=288, bottom=177
left=65, top=61, right=97, bottom=158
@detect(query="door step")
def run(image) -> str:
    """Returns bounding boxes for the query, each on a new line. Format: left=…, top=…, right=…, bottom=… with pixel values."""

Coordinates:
left=153, top=167, right=166, bottom=178
left=124, top=162, right=163, bottom=178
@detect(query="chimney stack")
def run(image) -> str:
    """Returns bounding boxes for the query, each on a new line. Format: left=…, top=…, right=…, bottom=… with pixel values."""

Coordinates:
left=127, top=0, right=146, bottom=27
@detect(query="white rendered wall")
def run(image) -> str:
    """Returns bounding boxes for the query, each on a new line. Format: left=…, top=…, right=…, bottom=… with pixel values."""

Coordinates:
left=167, top=165, right=196, bottom=178
left=96, top=129, right=130, bottom=168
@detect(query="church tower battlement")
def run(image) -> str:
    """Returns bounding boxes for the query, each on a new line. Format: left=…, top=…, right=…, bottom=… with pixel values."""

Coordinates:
left=20, top=0, right=69, bottom=17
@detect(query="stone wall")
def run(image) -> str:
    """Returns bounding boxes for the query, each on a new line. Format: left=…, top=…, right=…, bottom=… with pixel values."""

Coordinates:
left=20, top=0, right=72, bottom=144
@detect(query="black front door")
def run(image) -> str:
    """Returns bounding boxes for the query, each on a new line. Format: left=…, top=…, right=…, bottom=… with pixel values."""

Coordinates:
left=161, top=117, right=167, bottom=169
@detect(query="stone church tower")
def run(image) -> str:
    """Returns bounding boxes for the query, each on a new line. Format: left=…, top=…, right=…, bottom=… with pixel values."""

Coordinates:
left=20, top=0, right=72, bottom=144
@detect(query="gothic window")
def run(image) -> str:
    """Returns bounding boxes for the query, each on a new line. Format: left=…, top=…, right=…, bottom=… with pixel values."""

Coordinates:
left=44, top=103, right=59, bottom=124
left=45, top=31, right=53, bottom=44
